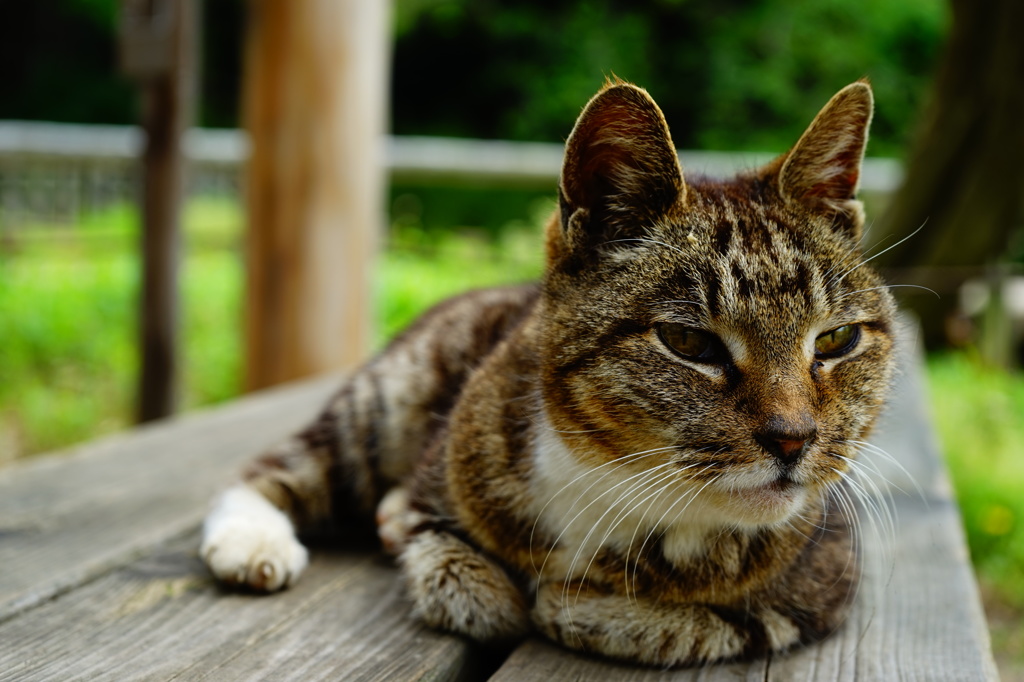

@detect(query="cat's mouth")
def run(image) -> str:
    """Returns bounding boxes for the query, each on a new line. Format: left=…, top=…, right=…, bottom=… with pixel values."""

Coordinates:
left=747, top=476, right=799, bottom=499
left=715, top=475, right=808, bottom=526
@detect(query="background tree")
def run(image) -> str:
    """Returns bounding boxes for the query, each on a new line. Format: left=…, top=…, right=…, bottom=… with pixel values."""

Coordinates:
left=876, top=0, right=1024, bottom=350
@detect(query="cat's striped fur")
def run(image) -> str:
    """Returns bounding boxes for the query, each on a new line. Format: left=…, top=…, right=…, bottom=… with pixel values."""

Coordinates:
left=202, top=80, right=897, bottom=666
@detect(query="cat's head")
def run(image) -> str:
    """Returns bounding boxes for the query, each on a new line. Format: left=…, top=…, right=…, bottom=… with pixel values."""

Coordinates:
left=539, top=80, right=896, bottom=530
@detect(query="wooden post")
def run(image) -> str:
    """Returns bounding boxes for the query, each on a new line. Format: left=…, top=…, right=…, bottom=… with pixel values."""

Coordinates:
left=118, top=0, right=198, bottom=422
left=243, top=0, right=389, bottom=391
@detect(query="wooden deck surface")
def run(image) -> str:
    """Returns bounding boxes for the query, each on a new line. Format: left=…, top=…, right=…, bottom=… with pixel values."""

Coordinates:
left=0, top=327, right=999, bottom=681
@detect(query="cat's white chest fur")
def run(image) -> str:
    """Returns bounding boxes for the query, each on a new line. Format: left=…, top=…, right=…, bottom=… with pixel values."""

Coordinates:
left=529, top=416, right=724, bottom=577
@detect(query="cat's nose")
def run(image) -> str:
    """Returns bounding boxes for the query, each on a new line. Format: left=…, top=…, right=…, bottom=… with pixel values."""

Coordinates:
left=754, top=416, right=817, bottom=464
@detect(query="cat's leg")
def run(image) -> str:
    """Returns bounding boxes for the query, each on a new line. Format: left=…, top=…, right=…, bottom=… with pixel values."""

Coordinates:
left=200, top=402, right=352, bottom=591
left=399, top=527, right=530, bottom=642
left=201, top=358, right=432, bottom=591
left=201, top=286, right=539, bottom=592
left=532, top=584, right=803, bottom=666
left=380, top=481, right=529, bottom=640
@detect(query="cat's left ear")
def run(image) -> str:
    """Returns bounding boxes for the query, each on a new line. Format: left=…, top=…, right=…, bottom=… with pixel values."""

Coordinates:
left=558, top=82, right=685, bottom=258
left=776, top=81, right=873, bottom=239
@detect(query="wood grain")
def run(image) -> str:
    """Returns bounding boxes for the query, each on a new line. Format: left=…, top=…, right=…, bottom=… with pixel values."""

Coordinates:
left=0, top=374, right=340, bottom=622
left=0, top=533, right=478, bottom=682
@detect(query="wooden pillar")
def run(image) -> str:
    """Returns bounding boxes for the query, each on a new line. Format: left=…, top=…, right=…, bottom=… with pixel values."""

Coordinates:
left=243, top=0, right=389, bottom=391
left=119, top=0, right=198, bottom=422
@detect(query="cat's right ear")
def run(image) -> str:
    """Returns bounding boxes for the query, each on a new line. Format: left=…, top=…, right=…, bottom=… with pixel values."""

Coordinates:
left=556, top=83, right=685, bottom=260
left=775, top=81, right=873, bottom=239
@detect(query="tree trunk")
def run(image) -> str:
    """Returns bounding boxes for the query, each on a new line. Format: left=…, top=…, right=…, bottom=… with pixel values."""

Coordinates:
left=242, top=0, right=390, bottom=390
left=876, top=0, right=1024, bottom=347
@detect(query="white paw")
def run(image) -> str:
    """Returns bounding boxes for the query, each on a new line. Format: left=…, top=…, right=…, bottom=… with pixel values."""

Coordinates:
left=200, top=485, right=308, bottom=592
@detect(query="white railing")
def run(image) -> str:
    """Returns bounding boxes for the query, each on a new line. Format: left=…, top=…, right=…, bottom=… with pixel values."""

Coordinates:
left=0, top=120, right=903, bottom=228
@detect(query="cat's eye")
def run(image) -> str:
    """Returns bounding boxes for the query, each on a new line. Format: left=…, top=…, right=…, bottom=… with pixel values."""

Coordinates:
left=657, top=324, right=726, bottom=363
left=814, top=324, right=861, bottom=358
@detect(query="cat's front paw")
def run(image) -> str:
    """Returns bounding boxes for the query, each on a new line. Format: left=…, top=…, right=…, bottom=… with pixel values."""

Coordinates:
left=400, top=529, right=529, bottom=643
left=200, top=485, right=308, bottom=592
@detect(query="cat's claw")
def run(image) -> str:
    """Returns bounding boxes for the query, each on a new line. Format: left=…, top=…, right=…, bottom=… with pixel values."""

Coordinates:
left=200, top=485, right=308, bottom=592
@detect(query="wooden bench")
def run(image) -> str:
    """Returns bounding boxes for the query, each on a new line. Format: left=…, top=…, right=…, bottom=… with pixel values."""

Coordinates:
left=0, top=328, right=999, bottom=680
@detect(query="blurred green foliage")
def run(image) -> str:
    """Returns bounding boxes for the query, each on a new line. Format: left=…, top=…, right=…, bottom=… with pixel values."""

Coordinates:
left=928, top=352, right=1024, bottom=608
left=391, top=0, right=946, bottom=154
left=1, top=0, right=945, bottom=154
left=0, top=197, right=542, bottom=458
left=0, top=200, right=243, bottom=456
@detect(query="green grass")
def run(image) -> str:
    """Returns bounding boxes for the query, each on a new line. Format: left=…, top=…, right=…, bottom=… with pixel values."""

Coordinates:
left=2, top=199, right=1023, bottom=634
left=0, top=197, right=543, bottom=460
left=927, top=352, right=1024, bottom=608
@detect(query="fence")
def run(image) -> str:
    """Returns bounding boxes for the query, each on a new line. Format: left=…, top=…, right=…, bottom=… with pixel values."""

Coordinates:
left=0, top=120, right=904, bottom=232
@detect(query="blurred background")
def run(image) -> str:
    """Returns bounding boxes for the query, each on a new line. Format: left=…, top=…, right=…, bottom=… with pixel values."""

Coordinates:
left=0, top=0, right=1022, bottom=676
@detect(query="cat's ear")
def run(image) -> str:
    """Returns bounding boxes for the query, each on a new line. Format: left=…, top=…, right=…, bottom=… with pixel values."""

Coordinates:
left=776, top=81, right=873, bottom=239
left=557, top=82, right=685, bottom=257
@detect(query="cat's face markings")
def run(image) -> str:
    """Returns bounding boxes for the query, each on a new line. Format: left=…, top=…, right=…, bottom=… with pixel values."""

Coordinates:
left=540, top=79, right=894, bottom=533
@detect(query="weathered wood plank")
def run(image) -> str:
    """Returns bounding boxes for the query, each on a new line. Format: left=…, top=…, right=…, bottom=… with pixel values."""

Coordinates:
left=0, top=532, right=478, bottom=682
left=0, top=374, right=340, bottom=622
left=765, top=496, right=996, bottom=682
left=490, top=638, right=766, bottom=682
left=490, top=324, right=998, bottom=680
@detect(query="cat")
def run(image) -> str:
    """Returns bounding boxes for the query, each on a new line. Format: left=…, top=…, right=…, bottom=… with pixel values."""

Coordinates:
left=201, top=79, right=897, bottom=667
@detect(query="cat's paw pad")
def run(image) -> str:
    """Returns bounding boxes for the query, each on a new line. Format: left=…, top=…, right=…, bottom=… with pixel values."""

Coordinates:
left=200, top=485, right=308, bottom=592
left=376, top=486, right=428, bottom=556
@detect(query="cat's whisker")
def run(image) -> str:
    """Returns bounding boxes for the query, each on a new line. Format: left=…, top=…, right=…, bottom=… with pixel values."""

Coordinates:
left=621, top=461, right=716, bottom=604
left=828, top=220, right=929, bottom=288
left=602, top=457, right=716, bottom=605
left=830, top=466, right=896, bottom=589
left=535, top=455, right=679, bottom=588
left=529, top=445, right=679, bottom=575
left=840, top=467, right=896, bottom=548
left=830, top=449, right=902, bottom=560
left=561, top=465, right=677, bottom=612
left=629, top=467, right=722, bottom=598
left=825, top=484, right=868, bottom=618
left=653, top=473, right=722, bottom=542
left=847, top=462, right=900, bottom=546
left=570, top=467, right=682, bottom=608
left=825, top=482, right=865, bottom=594
left=846, top=439, right=927, bottom=503
left=832, top=441, right=907, bottom=516
left=840, top=283, right=940, bottom=300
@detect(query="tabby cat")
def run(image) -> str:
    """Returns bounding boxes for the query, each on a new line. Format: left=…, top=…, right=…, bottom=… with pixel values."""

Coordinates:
left=201, top=79, right=897, bottom=666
